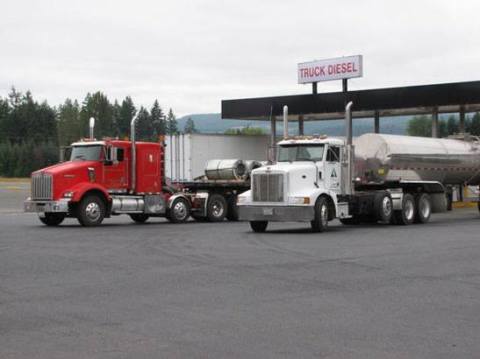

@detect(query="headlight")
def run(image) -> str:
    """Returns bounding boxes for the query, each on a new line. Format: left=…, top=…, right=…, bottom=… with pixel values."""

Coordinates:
left=63, top=191, right=74, bottom=198
left=288, top=196, right=310, bottom=205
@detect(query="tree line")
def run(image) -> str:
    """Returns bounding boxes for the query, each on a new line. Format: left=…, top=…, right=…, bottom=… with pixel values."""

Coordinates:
left=407, top=113, right=480, bottom=138
left=0, top=88, right=197, bottom=177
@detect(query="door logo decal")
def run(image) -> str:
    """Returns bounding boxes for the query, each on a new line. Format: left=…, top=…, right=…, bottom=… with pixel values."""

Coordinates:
left=331, top=169, right=337, bottom=178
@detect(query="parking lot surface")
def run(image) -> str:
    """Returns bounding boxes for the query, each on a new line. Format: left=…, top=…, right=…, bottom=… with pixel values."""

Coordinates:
left=1, top=184, right=480, bottom=358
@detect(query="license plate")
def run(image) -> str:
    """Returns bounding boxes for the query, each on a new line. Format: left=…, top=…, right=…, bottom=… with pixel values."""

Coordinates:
left=263, top=208, right=273, bottom=216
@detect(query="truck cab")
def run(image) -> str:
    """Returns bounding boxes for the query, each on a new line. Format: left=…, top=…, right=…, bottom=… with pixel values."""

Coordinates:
left=237, top=136, right=351, bottom=232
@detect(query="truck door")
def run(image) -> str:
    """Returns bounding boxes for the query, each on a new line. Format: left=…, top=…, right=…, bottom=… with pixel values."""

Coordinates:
left=103, top=146, right=128, bottom=191
left=325, top=146, right=341, bottom=193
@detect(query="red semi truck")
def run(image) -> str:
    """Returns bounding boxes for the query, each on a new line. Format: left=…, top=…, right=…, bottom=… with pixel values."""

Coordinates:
left=24, top=118, right=252, bottom=226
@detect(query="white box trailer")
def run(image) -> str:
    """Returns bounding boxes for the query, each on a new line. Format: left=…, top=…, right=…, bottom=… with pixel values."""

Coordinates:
left=165, top=133, right=270, bottom=181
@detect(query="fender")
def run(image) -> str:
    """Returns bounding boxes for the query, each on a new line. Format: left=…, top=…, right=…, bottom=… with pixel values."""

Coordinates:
left=167, top=192, right=190, bottom=209
left=69, top=183, right=111, bottom=203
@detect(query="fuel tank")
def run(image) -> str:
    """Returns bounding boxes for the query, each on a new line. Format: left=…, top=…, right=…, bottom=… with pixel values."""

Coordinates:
left=354, top=134, right=480, bottom=185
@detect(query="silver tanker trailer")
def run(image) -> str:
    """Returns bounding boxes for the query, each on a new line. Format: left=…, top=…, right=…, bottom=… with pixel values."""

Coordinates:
left=237, top=103, right=480, bottom=232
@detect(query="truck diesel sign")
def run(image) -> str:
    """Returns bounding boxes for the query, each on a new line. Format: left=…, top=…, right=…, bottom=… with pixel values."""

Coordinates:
left=297, top=55, right=363, bottom=84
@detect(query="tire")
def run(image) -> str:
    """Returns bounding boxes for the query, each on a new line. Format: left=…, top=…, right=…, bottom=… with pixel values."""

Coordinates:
left=226, top=196, right=239, bottom=221
left=393, top=193, right=416, bottom=225
left=374, top=192, right=393, bottom=223
left=76, top=194, right=106, bottom=227
left=206, top=194, right=227, bottom=222
left=311, top=197, right=329, bottom=232
left=167, top=197, right=190, bottom=223
left=250, top=221, right=268, bottom=233
left=415, top=193, right=432, bottom=224
left=38, top=213, right=66, bottom=226
left=129, top=214, right=149, bottom=223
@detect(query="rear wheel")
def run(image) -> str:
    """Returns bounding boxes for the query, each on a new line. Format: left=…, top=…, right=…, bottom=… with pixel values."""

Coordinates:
left=207, top=194, right=227, bottom=222
left=76, top=194, right=106, bottom=227
left=393, top=193, right=415, bottom=225
left=415, top=193, right=432, bottom=224
left=250, top=221, right=268, bottom=232
left=374, top=192, right=393, bottom=223
left=311, top=197, right=329, bottom=232
left=39, top=213, right=66, bottom=226
left=167, top=197, right=190, bottom=223
left=129, top=214, right=149, bottom=223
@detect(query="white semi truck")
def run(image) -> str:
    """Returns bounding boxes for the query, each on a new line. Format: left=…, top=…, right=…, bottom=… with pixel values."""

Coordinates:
left=238, top=102, right=480, bottom=232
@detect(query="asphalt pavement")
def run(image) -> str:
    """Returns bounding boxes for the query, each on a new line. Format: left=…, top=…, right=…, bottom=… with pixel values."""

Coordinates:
left=1, top=182, right=480, bottom=358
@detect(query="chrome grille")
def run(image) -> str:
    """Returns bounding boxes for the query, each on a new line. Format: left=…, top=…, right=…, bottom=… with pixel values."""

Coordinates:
left=31, top=173, right=53, bottom=200
left=252, top=173, right=284, bottom=202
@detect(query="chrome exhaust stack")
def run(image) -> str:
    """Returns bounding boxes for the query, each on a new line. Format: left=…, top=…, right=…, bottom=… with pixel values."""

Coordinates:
left=344, top=101, right=354, bottom=195
left=89, top=117, right=95, bottom=140
left=283, top=105, right=288, bottom=139
left=130, top=115, right=137, bottom=193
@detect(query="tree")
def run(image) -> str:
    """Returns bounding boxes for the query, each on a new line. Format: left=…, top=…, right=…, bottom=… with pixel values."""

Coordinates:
left=58, top=99, right=82, bottom=146
left=446, top=115, right=459, bottom=135
left=0, top=97, right=9, bottom=143
left=468, top=112, right=480, bottom=136
left=80, top=92, right=114, bottom=139
left=225, top=126, right=264, bottom=135
left=166, top=108, right=178, bottom=135
left=150, top=100, right=166, bottom=139
left=115, top=96, right=136, bottom=139
left=183, top=117, right=198, bottom=134
left=135, top=106, right=153, bottom=141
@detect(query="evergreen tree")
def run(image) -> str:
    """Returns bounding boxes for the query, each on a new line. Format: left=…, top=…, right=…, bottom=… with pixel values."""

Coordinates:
left=116, top=96, right=136, bottom=139
left=80, top=92, right=114, bottom=139
left=446, top=116, right=459, bottom=136
left=469, top=112, right=480, bottom=136
left=150, top=100, right=165, bottom=139
left=166, top=108, right=178, bottom=135
left=407, top=115, right=431, bottom=137
left=135, top=106, right=153, bottom=141
left=183, top=117, right=198, bottom=134
left=0, top=97, right=9, bottom=143
left=58, top=99, right=81, bottom=146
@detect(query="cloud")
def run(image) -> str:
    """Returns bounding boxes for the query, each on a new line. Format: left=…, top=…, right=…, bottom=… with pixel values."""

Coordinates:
left=1, top=0, right=480, bottom=116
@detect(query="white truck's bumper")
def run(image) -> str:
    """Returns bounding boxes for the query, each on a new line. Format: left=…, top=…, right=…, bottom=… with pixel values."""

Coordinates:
left=238, top=205, right=314, bottom=222
left=24, top=198, right=70, bottom=213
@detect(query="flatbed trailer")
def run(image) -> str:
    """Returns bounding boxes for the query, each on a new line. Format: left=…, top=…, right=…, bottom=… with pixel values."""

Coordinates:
left=173, top=179, right=251, bottom=222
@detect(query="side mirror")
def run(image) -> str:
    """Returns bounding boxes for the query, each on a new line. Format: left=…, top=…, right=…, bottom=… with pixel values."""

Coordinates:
left=104, top=146, right=117, bottom=165
left=59, top=146, right=72, bottom=162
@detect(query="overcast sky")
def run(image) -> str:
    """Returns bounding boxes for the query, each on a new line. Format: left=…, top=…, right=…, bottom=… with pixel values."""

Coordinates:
left=1, top=0, right=480, bottom=116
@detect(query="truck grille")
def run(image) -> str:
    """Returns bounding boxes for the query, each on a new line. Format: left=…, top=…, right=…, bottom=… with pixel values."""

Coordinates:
left=252, top=173, right=284, bottom=202
left=31, top=173, right=53, bottom=200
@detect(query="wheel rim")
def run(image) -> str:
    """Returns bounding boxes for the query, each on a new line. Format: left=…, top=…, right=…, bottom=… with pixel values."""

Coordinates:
left=211, top=200, right=224, bottom=218
left=404, top=199, right=414, bottom=221
left=174, top=201, right=187, bottom=220
left=419, top=197, right=431, bottom=219
left=85, top=202, right=101, bottom=222
left=321, top=203, right=328, bottom=226
left=382, top=196, right=392, bottom=217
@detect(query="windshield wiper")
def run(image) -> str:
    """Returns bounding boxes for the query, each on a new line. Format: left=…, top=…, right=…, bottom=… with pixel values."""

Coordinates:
left=73, top=155, right=86, bottom=160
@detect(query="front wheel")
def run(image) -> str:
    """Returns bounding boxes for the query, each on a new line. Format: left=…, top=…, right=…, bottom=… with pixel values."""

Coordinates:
left=167, top=197, right=190, bottom=223
left=129, top=214, right=150, bottom=223
left=311, top=197, right=329, bottom=232
left=76, top=194, right=106, bottom=227
left=39, top=213, right=66, bottom=226
left=250, top=221, right=268, bottom=233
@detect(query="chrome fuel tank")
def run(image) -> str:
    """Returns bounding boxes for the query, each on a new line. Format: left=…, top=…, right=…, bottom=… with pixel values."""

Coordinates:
left=354, top=134, right=480, bottom=185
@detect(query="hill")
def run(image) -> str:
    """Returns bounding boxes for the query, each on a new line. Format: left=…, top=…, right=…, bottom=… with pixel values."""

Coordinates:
left=177, top=113, right=410, bottom=136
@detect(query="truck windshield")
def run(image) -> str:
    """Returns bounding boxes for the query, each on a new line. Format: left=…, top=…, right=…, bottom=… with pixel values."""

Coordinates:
left=70, top=145, right=103, bottom=161
left=277, top=145, right=325, bottom=162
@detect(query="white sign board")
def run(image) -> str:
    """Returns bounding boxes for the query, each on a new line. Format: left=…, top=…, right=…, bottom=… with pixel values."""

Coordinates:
left=298, top=55, right=363, bottom=84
